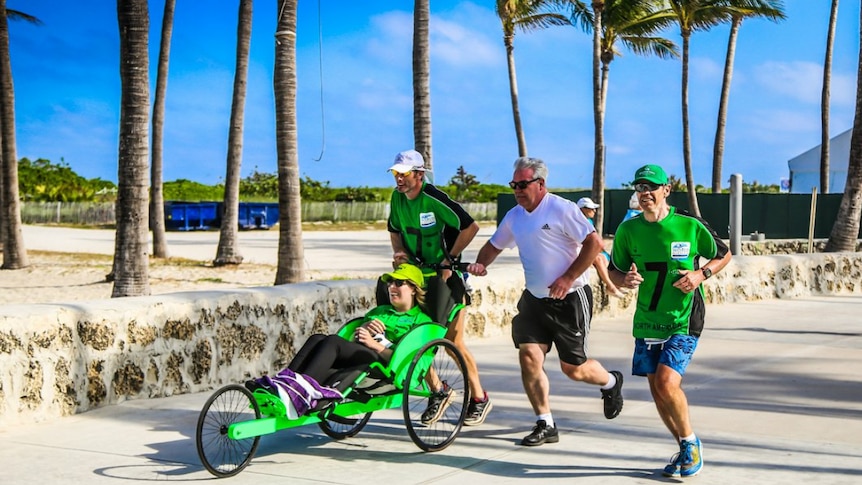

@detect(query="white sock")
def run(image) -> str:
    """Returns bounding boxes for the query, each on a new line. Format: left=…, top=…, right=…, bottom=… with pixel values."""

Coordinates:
left=600, top=372, right=617, bottom=390
left=680, top=433, right=697, bottom=443
left=537, top=413, right=554, bottom=427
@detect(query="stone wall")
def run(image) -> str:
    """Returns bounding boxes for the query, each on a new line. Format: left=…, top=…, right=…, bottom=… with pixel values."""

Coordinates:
left=2, top=252, right=861, bottom=426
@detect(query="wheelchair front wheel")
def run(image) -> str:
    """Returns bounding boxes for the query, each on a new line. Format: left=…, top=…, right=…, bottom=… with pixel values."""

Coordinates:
left=318, top=410, right=373, bottom=440
left=196, top=384, right=261, bottom=477
left=403, top=338, right=469, bottom=452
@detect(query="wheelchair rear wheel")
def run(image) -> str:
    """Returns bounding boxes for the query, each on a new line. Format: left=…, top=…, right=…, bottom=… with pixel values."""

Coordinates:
left=196, top=384, right=261, bottom=477
left=319, top=410, right=373, bottom=440
left=402, top=338, right=469, bottom=451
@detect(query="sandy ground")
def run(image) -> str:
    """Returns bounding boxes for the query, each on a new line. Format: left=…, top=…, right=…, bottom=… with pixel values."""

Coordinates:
left=0, top=250, right=285, bottom=305
left=1, top=224, right=519, bottom=306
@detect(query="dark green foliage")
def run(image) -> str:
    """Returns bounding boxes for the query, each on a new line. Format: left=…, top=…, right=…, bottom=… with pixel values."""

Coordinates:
left=18, top=158, right=116, bottom=202
left=239, top=169, right=278, bottom=198
left=448, top=165, right=480, bottom=201
left=163, top=179, right=224, bottom=201
left=16, top=159, right=509, bottom=203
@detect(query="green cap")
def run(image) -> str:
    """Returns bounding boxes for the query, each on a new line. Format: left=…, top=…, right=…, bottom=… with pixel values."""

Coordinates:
left=632, top=164, right=669, bottom=185
left=382, top=263, right=424, bottom=288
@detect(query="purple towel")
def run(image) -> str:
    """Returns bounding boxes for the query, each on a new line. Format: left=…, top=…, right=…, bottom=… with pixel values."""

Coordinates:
left=258, top=369, right=343, bottom=418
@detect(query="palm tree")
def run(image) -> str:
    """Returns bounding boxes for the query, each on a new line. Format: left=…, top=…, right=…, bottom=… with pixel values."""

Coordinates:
left=820, top=0, right=839, bottom=195
left=711, top=0, right=785, bottom=194
left=215, top=0, right=253, bottom=267
left=0, top=2, right=39, bottom=269
left=571, top=0, right=677, bottom=235
left=273, top=0, right=304, bottom=284
left=824, top=4, right=861, bottom=253
left=413, top=0, right=433, bottom=171
left=660, top=0, right=736, bottom=217
left=496, top=0, right=571, bottom=157
left=150, top=0, right=175, bottom=259
left=113, top=0, right=151, bottom=297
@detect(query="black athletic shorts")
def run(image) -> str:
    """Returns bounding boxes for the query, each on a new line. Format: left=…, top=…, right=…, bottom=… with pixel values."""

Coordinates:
left=511, top=286, right=593, bottom=366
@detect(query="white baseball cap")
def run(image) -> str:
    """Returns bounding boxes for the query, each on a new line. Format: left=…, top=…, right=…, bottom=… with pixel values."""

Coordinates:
left=577, top=197, right=600, bottom=209
left=388, top=150, right=426, bottom=173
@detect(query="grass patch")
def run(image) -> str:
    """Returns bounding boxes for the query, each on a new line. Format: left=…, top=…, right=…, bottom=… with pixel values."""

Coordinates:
left=196, top=277, right=225, bottom=283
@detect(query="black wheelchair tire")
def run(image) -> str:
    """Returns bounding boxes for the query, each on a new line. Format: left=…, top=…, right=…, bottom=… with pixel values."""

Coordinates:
left=402, top=338, right=469, bottom=452
left=196, top=384, right=261, bottom=477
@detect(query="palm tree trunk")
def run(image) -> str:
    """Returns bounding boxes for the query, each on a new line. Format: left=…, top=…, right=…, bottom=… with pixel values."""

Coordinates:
left=413, top=0, right=432, bottom=172
left=824, top=3, right=861, bottom=253
left=150, top=0, right=175, bottom=259
left=113, top=0, right=151, bottom=297
left=274, top=0, right=304, bottom=284
left=504, top=32, right=528, bottom=157
left=821, top=0, right=839, bottom=195
left=681, top=31, right=701, bottom=216
left=0, top=0, right=28, bottom=269
left=712, top=16, right=740, bottom=194
left=591, top=1, right=605, bottom=236
left=0, top=130, right=4, bottom=254
left=215, top=0, right=253, bottom=267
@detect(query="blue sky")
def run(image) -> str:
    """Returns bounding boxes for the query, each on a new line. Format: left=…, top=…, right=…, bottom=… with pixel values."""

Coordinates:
left=9, top=1, right=861, bottom=190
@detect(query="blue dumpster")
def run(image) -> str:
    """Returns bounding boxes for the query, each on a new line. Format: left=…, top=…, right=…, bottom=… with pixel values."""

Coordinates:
left=238, top=202, right=279, bottom=230
left=165, top=202, right=220, bottom=231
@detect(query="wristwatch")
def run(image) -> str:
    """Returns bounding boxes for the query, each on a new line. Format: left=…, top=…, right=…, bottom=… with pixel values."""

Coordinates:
left=701, top=267, right=713, bottom=279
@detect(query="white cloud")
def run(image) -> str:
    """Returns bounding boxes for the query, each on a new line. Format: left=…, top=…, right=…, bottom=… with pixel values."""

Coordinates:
left=431, top=18, right=502, bottom=67
left=365, top=8, right=502, bottom=68
left=745, top=108, right=820, bottom=135
left=691, top=56, right=723, bottom=81
left=753, top=61, right=824, bottom=104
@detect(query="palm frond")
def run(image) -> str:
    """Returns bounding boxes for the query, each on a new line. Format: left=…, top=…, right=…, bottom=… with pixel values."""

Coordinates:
left=7, top=9, right=43, bottom=25
left=621, top=35, right=679, bottom=59
left=514, top=13, right=572, bottom=33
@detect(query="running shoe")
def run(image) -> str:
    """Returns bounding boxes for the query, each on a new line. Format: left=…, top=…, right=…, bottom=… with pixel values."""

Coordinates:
left=601, top=370, right=624, bottom=419
left=679, top=437, right=703, bottom=477
left=520, top=420, right=559, bottom=446
left=463, top=395, right=492, bottom=426
left=421, top=384, right=454, bottom=425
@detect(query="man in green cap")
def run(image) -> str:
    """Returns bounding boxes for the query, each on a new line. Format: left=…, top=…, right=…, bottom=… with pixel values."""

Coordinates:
left=608, top=164, right=732, bottom=478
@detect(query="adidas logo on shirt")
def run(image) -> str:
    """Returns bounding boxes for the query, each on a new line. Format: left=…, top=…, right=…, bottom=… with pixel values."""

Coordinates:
left=541, top=224, right=551, bottom=230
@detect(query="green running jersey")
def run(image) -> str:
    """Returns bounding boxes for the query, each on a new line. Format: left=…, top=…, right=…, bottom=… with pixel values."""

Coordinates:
left=363, top=305, right=433, bottom=343
left=387, top=182, right=475, bottom=268
left=611, top=207, right=728, bottom=339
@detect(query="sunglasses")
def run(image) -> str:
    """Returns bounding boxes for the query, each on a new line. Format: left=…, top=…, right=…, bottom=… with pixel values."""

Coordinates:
left=509, top=178, right=540, bottom=190
left=391, top=169, right=415, bottom=177
left=634, top=182, right=664, bottom=193
left=387, top=279, right=410, bottom=288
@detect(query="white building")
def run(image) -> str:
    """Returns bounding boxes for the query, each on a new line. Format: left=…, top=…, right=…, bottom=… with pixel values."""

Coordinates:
left=787, top=128, right=852, bottom=194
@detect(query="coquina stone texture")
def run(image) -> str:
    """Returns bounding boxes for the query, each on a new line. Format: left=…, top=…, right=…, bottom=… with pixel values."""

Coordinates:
left=1, top=250, right=860, bottom=426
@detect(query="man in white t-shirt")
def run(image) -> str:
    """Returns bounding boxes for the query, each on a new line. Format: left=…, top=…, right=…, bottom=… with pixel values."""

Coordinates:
left=466, top=157, right=624, bottom=446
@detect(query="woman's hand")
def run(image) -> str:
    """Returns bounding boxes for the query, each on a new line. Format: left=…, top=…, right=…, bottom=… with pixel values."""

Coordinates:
left=353, top=326, right=384, bottom=352
left=355, top=319, right=390, bottom=353
left=363, top=319, right=386, bottom=336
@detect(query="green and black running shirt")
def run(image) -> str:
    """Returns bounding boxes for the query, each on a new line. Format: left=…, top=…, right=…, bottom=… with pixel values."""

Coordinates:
left=388, top=182, right=475, bottom=267
left=611, top=207, right=729, bottom=340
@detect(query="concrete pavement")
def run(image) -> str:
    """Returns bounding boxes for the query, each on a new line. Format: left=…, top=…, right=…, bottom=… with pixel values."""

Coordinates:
left=1, top=296, right=860, bottom=484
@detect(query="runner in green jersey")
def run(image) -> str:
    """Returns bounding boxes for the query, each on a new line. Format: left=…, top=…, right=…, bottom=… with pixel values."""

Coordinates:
left=609, top=164, right=731, bottom=478
left=386, top=149, right=491, bottom=427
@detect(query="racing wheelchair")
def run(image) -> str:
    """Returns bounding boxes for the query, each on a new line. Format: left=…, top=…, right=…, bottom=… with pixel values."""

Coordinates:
left=195, top=273, right=470, bottom=477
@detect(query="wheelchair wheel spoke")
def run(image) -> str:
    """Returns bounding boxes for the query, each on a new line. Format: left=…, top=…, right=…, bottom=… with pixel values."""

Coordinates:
left=196, top=385, right=261, bottom=477
left=403, top=339, right=469, bottom=451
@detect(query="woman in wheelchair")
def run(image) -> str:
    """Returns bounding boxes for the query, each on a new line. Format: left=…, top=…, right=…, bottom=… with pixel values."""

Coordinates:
left=245, top=263, right=432, bottom=412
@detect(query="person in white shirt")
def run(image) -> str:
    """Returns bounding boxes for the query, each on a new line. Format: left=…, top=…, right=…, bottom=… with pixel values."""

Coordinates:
left=466, top=157, right=624, bottom=447
left=576, top=196, right=625, bottom=299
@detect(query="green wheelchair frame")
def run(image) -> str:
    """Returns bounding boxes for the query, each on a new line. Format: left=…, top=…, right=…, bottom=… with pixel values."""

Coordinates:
left=195, top=280, right=468, bottom=478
